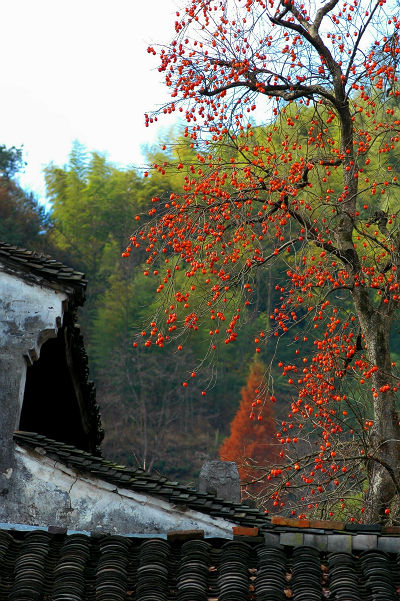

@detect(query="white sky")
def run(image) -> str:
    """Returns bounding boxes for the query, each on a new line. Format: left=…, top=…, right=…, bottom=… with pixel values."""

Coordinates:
left=0, top=0, right=180, bottom=204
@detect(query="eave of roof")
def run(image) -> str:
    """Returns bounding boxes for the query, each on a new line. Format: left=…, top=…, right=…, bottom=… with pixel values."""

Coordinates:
left=0, top=241, right=87, bottom=306
left=14, top=431, right=268, bottom=528
left=14, top=430, right=400, bottom=554
left=13, top=431, right=400, bottom=546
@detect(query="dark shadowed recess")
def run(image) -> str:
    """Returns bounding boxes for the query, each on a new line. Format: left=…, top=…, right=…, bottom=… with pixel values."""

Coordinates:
left=19, top=318, right=103, bottom=456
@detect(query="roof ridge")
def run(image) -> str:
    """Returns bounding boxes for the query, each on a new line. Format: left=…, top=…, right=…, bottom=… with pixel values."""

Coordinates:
left=0, top=241, right=86, bottom=304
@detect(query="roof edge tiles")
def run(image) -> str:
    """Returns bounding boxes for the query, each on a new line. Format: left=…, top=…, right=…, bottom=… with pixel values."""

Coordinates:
left=0, top=241, right=87, bottom=305
left=13, top=431, right=269, bottom=528
left=1, top=518, right=400, bottom=555
left=14, top=431, right=400, bottom=553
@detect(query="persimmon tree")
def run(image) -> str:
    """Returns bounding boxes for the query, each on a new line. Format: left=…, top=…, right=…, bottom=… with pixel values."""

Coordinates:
left=219, top=360, right=280, bottom=499
left=125, top=0, right=400, bottom=522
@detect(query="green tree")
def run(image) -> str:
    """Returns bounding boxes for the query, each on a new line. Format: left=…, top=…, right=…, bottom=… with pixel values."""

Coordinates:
left=45, top=143, right=145, bottom=277
left=92, top=263, right=219, bottom=476
left=0, top=144, right=25, bottom=179
left=0, top=144, right=50, bottom=251
left=45, top=144, right=148, bottom=344
left=45, top=139, right=285, bottom=482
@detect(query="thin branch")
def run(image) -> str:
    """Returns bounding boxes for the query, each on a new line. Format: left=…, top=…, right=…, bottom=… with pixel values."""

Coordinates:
left=314, top=0, right=341, bottom=31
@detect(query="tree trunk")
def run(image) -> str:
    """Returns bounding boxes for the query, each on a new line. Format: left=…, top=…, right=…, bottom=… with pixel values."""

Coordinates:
left=358, top=310, right=400, bottom=522
left=336, top=95, right=400, bottom=522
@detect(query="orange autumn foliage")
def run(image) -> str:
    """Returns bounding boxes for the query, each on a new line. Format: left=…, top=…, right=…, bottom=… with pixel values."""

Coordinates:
left=219, top=361, right=280, bottom=496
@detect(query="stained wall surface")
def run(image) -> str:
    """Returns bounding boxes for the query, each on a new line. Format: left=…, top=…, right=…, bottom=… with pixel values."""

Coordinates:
left=2, top=444, right=234, bottom=537
left=0, top=266, right=67, bottom=481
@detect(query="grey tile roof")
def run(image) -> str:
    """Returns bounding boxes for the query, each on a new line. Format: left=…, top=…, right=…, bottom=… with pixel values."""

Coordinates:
left=14, top=431, right=269, bottom=528
left=0, top=241, right=86, bottom=305
left=1, top=526, right=400, bottom=600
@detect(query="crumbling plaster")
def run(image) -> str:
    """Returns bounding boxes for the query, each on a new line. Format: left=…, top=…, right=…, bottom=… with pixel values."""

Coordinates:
left=1, top=444, right=235, bottom=537
left=0, top=267, right=67, bottom=480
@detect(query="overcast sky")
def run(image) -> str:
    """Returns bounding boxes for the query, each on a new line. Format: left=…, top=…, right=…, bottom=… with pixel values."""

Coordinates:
left=0, top=0, right=180, bottom=203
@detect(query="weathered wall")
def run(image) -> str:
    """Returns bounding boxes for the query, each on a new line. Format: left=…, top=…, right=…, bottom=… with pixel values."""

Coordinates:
left=1, top=444, right=234, bottom=537
left=0, top=267, right=67, bottom=487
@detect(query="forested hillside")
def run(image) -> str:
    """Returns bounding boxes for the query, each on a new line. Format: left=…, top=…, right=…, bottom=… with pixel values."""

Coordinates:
left=1, top=141, right=283, bottom=483
left=4, top=96, right=400, bottom=498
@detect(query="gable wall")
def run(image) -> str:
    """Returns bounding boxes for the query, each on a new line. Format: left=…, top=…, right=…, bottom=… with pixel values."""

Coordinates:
left=0, top=267, right=67, bottom=485
left=1, top=444, right=234, bottom=537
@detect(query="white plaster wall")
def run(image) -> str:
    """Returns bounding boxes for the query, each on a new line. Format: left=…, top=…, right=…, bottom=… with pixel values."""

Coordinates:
left=0, top=268, right=67, bottom=355
left=6, top=445, right=235, bottom=537
left=0, top=267, right=68, bottom=475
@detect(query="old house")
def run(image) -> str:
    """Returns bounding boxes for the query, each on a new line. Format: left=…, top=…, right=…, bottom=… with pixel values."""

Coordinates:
left=1, top=241, right=399, bottom=600
left=0, top=242, right=246, bottom=537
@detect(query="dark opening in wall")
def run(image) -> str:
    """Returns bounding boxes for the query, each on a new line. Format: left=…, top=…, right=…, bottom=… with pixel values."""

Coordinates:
left=19, top=326, right=91, bottom=452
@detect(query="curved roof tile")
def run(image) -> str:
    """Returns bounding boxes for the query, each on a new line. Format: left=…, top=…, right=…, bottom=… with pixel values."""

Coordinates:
left=1, top=526, right=400, bottom=600
left=0, top=241, right=86, bottom=305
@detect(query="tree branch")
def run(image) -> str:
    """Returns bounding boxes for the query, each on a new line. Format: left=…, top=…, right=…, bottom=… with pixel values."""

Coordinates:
left=200, top=78, right=337, bottom=105
left=314, top=0, right=340, bottom=31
